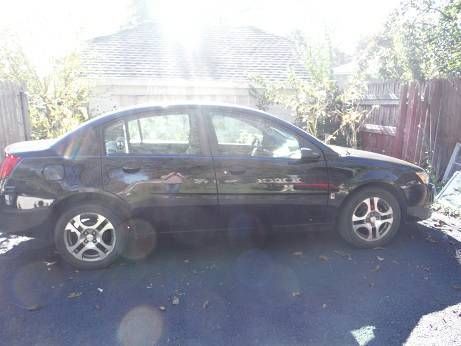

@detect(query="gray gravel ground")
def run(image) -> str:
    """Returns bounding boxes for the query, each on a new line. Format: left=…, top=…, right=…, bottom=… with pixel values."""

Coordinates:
left=0, top=221, right=461, bottom=346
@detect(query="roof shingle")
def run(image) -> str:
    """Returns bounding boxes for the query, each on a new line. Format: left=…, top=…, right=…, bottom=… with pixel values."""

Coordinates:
left=82, top=22, right=309, bottom=82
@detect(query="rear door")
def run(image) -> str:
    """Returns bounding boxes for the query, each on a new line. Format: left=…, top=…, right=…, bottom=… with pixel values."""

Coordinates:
left=204, top=107, right=330, bottom=226
left=101, top=106, right=218, bottom=231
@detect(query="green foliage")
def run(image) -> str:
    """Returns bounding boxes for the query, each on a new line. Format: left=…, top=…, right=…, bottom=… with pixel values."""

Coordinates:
left=250, top=34, right=368, bottom=147
left=0, top=39, right=89, bottom=139
left=369, top=0, right=461, bottom=80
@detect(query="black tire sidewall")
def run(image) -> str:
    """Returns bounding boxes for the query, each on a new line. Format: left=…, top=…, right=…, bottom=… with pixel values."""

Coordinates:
left=54, top=204, right=125, bottom=270
left=338, top=188, right=401, bottom=248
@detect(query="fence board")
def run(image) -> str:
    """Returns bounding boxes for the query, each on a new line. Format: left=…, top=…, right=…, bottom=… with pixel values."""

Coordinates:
left=0, top=81, right=30, bottom=159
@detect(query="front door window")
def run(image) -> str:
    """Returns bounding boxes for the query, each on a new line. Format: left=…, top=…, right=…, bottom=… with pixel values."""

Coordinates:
left=210, top=113, right=303, bottom=159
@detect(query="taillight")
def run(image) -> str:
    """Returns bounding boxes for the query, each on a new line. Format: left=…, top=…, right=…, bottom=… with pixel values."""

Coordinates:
left=0, top=154, right=21, bottom=179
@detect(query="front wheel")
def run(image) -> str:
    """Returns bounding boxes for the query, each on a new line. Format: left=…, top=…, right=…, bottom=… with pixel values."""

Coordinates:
left=54, top=204, right=125, bottom=269
left=337, top=188, right=401, bottom=248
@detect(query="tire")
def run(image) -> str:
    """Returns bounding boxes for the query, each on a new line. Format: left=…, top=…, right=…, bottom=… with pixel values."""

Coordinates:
left=337, top=187, right=401, bottom=248
left=54, top=204, right=126, bottom=269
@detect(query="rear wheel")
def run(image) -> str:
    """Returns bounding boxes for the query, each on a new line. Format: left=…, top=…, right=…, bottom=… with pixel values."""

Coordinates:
left=55, top=204, right=125, bottom=269
left=337, top=188, right=401, bottom=248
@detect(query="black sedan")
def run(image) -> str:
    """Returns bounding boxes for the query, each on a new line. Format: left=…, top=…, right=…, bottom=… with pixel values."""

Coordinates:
left=0, top=104, right=433, bottom=269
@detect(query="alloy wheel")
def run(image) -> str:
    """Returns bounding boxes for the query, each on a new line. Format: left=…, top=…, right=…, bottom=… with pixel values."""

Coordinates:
left=351, top=197, right=394, bottom=241
left=64, top=213, right=116, bottom=262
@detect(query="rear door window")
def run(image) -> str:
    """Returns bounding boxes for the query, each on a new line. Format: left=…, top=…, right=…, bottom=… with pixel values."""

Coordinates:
left=104, top=112, right=201, bottom=156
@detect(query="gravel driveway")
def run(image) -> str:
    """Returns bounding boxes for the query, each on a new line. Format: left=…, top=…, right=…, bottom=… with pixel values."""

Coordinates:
left=1, top=222, right=460, bottom=346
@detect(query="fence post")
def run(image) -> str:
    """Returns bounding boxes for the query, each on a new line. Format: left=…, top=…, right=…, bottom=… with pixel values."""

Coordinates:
left=392, top=83, right=409, bottom=158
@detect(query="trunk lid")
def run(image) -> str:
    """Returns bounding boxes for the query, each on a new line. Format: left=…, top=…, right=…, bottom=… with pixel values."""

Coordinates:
left=4, top=139, right=58, bottom=157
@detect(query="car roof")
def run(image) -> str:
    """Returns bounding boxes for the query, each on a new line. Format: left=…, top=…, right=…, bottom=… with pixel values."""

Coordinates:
left=77, top=102, right=272, bottom=128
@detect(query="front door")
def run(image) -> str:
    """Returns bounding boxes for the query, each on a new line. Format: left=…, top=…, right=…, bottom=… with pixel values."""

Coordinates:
left=101, top=106, right=218, bottom=232
left=204, top=108, right=330, bottom=227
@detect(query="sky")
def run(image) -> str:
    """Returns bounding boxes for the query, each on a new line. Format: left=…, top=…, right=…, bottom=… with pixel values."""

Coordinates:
left=0, top=0, right=401, bottom=74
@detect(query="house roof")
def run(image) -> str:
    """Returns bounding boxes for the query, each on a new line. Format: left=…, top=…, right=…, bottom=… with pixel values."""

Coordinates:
left=81, top=22, right=309, bottom=82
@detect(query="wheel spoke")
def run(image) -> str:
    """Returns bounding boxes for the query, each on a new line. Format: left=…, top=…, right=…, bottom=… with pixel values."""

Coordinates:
left=99, top=236, right=114, bottom=249
left=378, top=209, right=393, bottom=217
left=353, top=222, right=372, bottom=236
left=69, top=238, right=86, bottom=253
left=369, top=226, right=377, bottom=240
left=71, top=215, right=86, bottom=230
left=66, top=222, right=82, bottom=235
left=93, top=243, right=107, bottom=258
left=370, top=197, right=376, bottom=211
left=363, top=198, right=372, bottom=214
left=352, top=214, right=367, bottom=222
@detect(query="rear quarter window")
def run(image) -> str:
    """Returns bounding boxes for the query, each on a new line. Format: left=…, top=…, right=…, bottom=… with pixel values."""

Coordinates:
left=58, top=128, right=101, bottom=157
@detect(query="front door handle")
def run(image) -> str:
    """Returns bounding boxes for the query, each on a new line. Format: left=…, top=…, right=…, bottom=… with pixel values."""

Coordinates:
left=122, top=165, right=141, bottom=174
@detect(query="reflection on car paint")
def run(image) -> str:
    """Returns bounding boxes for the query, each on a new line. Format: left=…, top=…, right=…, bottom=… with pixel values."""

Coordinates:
left=16, top=196, right=54, bottom=209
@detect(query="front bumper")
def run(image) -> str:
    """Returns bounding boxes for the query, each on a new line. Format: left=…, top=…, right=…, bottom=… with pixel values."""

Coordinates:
left=406, top=183, right=434, bottom=221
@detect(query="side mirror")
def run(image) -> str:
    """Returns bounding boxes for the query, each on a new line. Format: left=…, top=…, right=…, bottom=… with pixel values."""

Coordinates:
left=300, top=148, right=321, bottom=162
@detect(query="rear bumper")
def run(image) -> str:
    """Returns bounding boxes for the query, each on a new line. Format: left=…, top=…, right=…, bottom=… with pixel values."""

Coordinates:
left=406, top=183, right=434, bottom=221
left=0, top=202, right=52, bottom=235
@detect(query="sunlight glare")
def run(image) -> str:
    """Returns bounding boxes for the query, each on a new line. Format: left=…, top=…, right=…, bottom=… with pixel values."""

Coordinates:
left=152, top=0, right=210, bottom=51
left=350, top=325, right=376, bottom=346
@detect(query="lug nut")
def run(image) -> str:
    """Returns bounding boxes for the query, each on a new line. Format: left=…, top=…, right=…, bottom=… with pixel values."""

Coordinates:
left=84, top=239, right=88, bottom=243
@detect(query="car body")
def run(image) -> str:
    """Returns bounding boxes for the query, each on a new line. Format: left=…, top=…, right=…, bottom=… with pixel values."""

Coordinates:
left=0, top=104, right=434, bottom=268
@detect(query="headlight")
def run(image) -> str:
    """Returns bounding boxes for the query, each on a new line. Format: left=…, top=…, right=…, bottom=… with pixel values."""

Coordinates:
left=415, top=171, right=429, bottom=185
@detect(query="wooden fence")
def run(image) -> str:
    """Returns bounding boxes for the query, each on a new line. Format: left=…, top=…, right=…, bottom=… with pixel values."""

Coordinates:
left=359, top=81, right=401, bottom=157
left=359, top=79, right=461, bottom=180
left=0, top=81, right=30, bottom=159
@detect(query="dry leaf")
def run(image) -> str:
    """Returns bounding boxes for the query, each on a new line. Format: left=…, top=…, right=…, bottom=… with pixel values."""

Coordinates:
left=292, top=291, right=301, bottom=297
left=202, top=300, right=209, bottom=309
left=97, top=288, right=103, bottom=293
left=371, top=264, right=381, bottom=272
left=292, top=251, right=303, bottom=256
left=322, top=303, right=327, bottom=309
left=172, top=296, right=180, bottom=305
left=377, top=256, right=384, bottom=261
left=319, top=255, right=329, bottom=262
left=159, top=306, right=166, bottom=311
left=25, top=304, right=42, bottom=311
left=68, top=292, right=82, bottom=299
left=44, top=261, right=56, bottom=267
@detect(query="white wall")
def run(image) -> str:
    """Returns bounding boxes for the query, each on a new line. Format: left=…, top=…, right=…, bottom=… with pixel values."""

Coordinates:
left=87, top=78, right=293, bottom=122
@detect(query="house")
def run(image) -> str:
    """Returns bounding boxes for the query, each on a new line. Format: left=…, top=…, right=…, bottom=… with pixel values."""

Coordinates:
left=81, top=22, right=309, bottom=120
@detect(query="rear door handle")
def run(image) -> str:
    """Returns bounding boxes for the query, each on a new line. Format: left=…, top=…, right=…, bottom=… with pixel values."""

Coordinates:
left=122, top=165, right=141, bottom=174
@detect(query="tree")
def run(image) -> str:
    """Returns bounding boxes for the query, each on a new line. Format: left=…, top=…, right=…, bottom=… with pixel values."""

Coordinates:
left=0, top=37, right=90, bottom=139
left=250, top=34, right=368, bottom=147
left=369, top=0, right=461, bottom=80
